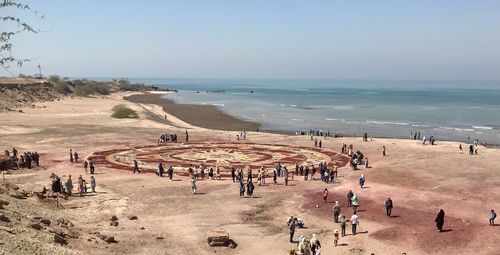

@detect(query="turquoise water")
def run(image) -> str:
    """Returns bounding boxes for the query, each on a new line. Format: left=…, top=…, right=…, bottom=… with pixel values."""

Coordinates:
left=129, top=79, right=500, bottom=145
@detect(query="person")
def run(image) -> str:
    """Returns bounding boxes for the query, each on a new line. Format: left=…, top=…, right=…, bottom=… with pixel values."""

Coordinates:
left=351, top=192, right=358, bottom=213
left=185, top=129, right=189, bottom=143
left=157, top=163, right=164, bottom=177
left=490, top=209, right=497, bottom=226
left=89, top=160, right=95, bottom=174
left=74, top=151, right=79, bottom=163
left=333, top=201, right=341, bottom=223
left=297, top=235, right=310, bottom=254
left=231, top=167, right=236, bottom=182
left=382, top=146, right=386, bottom=156
left=82, top=179, right=88, bottom=193
left=190, top=177, right=197, bottom=194
left=64, top=175, right=73, bottom=196
left=459, top=144, right=463, bottom=153
left=167, top=165, right=174, bottom=180
left=239, top=180, right=245, bottom=197
left=359, top=174, right=365, bottom=188
left=339, top=215, right=347, bottom=237
left=133, top=159, right=140, bottom=173
left=351, top=212, right=359, bottom=235
left=84, top=160, right=89, bottom=174
left=435, top=209, right=445, bottom=232
left=385, top=198, right=393, bottom=217
left=70, top=149, right=74, bottom=163
left=247, top=180, right=255, bottom=197
left=283, top=166, right=289, bottom=186
left=365, top=157, right=369, bottom=168
left=310, top=234, right=321, bottom=254
left=289, top=217, right=296, bottom=243
left=347, top=190, right=353, bottom=207
left=77, top=175, right=84, bottom=197
left=333, top=229, right=340, bottom=247
left=215, top=166, right=221, bottom=180
left=323, top=188, right=328, bottom=203
left=33, top=152, right=40, bottom=166
left=90, top=175, right=96, bottom=193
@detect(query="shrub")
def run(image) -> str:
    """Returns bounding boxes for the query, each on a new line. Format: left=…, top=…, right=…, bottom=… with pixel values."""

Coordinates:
left=111, top=104, right=138, bottom=118
left=54, top=82, right=72, bottom=94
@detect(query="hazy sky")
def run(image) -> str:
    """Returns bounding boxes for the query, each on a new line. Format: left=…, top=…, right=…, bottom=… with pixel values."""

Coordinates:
left=3, top=0, right=500, bottom=80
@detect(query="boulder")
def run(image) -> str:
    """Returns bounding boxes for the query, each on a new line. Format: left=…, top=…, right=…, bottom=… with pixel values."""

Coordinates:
left=8, top=190, right=27, bottom=199
left=127, top=215, right=138, bottom=220
left=206, top=230, right=230, bottom=247
left=0, top=155, right=12, bottom=170
left=54, top=234, right=68, bottom=245
left=31, top=223, right=43, bottom=230
left=40, top=219, right=51, bottom=226
left=98, top=234, right=117, bottom=243
left=0, top=213, right=10, bottom=223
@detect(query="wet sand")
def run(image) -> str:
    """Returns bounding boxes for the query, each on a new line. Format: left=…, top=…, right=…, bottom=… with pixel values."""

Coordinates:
left=125, top=93, right=261, bottom=132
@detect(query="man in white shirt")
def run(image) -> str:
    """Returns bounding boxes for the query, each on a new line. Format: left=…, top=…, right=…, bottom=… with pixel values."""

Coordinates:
left=351, top=213, right=359, bottom=235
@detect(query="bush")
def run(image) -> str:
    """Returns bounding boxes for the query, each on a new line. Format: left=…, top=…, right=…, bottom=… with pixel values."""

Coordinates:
left=111, top=104, right=138, bottom=118
left=54, top=82, right=72, bottom=94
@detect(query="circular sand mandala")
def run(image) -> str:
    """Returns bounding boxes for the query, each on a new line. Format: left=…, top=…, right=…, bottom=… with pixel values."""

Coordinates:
left=91, top=142, right=349, bottom=176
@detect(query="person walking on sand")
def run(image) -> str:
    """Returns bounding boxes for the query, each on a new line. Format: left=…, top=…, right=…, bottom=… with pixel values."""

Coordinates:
left=333, top=201, right=341, bottom=223
left=459, top=144, right=463, bottom=154
left=333, top=229, right=340, bottom=247
left=323, top=188, right=328, bottom=203
left=382, top=146, right=386, bottom=156
left=310, top=234, right=321, bottom=254
left=435, top=209, right=445, bottom=232
left=90, top=175, right=96, bottom=193
left=64, top=175, right=73, bottom=196
left=385, top=198, right=393, bottom=217
left=289, top=217, right=296, bottom=243
left=133, top=159, right=140, bottom=173
left=347, top=190, right=353, bottom=207
left=185, top=129, right=189, bottom=143
left=69, top=149, right=74, bottom=163
left=190, top=177, right=197, bottom=194
left=365, top=157, right=369, bottom=168
left=239, top=180, right=245, bottom=197
left=490, top=209, right=497, bottom=226
left=74, top=151, right=79, bottom=163
left=351, top=212, right=359, bottom=235
left=359, top=174, right=366, bottom=188
left=247, top=180, right=255, bottom=197
left=231, top=167, right=236, bottom=182
left=339, top=215, right=347, bottom=237
left=77, top=175, right=84, bottom=197
left=351, top=192, right=359, bottom=213
left=284, top=166, right=289, bottom=186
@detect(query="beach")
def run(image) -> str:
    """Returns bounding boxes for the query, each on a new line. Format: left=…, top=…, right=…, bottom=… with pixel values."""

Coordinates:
left=1, top=92, right=500, bottom=255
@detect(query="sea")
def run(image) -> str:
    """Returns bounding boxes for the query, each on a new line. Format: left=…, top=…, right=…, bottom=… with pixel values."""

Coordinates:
left=125, top=78, right=500, bottom=145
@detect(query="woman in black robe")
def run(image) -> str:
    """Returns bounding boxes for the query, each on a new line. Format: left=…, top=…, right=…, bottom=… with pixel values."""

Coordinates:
left=435, top=209, right=445, bottom=232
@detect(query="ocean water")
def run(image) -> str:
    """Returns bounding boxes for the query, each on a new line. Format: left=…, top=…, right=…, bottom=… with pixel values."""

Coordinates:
left=128, top=79, right=500, bottom=145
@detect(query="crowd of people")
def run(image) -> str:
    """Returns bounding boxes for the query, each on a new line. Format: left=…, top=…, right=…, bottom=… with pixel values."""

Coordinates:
left=158, top=133, right=178, bottom=143
left=3, top=148, right=40, bottom=170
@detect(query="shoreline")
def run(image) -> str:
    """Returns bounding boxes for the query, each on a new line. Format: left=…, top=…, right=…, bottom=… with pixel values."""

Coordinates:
left=126, top=92, right=500, bottom=147
left=125, top=93, right=261, bottom=131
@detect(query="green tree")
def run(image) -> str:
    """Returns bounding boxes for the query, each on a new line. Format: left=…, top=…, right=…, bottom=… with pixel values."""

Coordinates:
left=1, top=0, right=44, bottom=73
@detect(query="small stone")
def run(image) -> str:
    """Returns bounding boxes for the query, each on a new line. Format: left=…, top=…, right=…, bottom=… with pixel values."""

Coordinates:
left=0, top=214, right=10, bottom=223
left=156, top=236, right=164, bottom=240
left=98, top=234, right=116, bottom=243
left=31, top=223, right=43, bottom=230
left=110, top=215, right=118, bottom=221
left=127, top=215, right=138, bottom=220
left=33, top=216, right=42, bottom=220
left=54, top=234, right=68, bottom=245
left=40, top=219, right=51, bottom=226
left=110, top=221, right=119, bottom=227
left=139, top=227, right=145, bottom=230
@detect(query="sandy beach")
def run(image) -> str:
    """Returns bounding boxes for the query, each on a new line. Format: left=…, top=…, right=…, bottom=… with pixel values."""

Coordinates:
left=1, top=92, right=499, bottom=255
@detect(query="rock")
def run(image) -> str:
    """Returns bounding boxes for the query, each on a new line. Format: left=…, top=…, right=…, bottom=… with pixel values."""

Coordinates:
left=110, top=221, right=119, bottom=227
left=33, top=216, right=42, bottom=220
left=98, top=234, right=117, bottom=243
left=228, top=240, right=237, bottom=249
left=127, top=215, right=138, bottom=220
left=31, top=223, right=43, bottom=230
left=0, top=199, right=8, bottom=205
left=0, top=213, right=10, bottom=223
left=0, top=204, right=3, bottom=210
left=110, top=215, right=118, bottom=221
left=139, top=227, right=145, bottom=230
left=9, top=190, right=28, bottom=199
left=155, top=236, right=164, bottom=240
left=207, top=230, right=230, bottom=247
left=0, top=155, right=12, bottom=171
left=40, top=219, right=51, bottom=226
left=54, top=234, right=68, bottom=245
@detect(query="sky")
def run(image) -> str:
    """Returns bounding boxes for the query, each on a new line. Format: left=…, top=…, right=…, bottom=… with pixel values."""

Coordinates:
left=2, top=0, right=500, bottom=80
